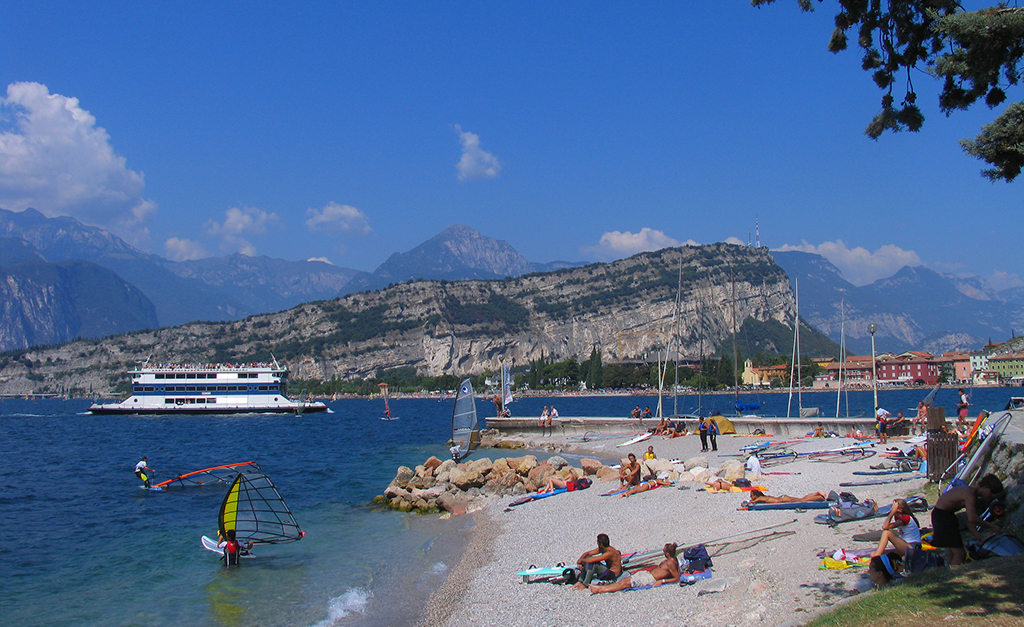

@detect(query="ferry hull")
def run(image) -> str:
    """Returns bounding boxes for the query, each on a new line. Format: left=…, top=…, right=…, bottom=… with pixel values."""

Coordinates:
left=88, top=402, right=328, bottom=415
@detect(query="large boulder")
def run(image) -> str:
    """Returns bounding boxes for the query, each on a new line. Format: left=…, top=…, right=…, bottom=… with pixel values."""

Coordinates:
left=467, top=458, right=494, bottom=477
left=436, top=491, right=471, bottom=516
left=452, top=469, right=485, bottom=490
left=491, top=458, right=511, bottom=476
left=437, top=459, right=457, bottom=474
left=691, top=467, right=711, bottom=484
left=685, top=457, right=709, bottom=471
left=580, top=458, right=603, bottom=476
left=596, top=466, right=620, bottom=482
left=423, top=456, right=443, bottom=474
left=507, top=455, right=538, bottom=475
left=391, top=466, right=415, bottom=486
left=547, top=455, right=570, bottom=470
left=721, top=460, right=746, bottom=482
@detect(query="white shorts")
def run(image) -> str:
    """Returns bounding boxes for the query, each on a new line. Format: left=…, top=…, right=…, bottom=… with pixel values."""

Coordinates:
left=630, top=569, right=656, bottom=587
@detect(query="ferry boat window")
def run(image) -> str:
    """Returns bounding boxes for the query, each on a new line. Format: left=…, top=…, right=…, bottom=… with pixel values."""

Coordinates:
left=270, top=385, right=279, bottom=391
left=207, top=398, right=216, bottom=403
left=164, top=398, right=175, bottom=403
left=258, top=385, right=268, bottom=391
left=155, top=374, right=165, bottom=380
left=217, top=386, right=227, bottom=391
left=228, top=385, right=237, bottom=391
left=186, top=386, right=196, bottom=391
left=187, top=374, right=196, bottom=379
left=133, top=386, right=143, bottom=392
left=144, top=386, right=154, bottom=392
left=175, top=373, right=185, bottom=379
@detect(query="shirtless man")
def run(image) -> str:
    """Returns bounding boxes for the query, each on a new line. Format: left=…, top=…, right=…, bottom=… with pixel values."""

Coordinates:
left=931, top=473, right=1003, bottom=565
left=748, top=489, right=828, bottom=504
left=574, top=533, right=622, bottom=589
left=618, top=453, right=641, bottom=488
left=589, top=543, right=681, bottom=593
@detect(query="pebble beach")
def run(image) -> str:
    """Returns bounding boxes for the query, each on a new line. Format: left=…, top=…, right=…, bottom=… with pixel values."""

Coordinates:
left=423, top=431, right=929, bottom=627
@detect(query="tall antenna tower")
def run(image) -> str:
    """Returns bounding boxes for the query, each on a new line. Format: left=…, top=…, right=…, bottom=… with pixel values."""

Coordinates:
left=755, top=215, right=761, bottom=248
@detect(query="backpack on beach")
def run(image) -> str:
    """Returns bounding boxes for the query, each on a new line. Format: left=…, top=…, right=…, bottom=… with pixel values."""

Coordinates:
left=682, top=544, right=713, bottom=573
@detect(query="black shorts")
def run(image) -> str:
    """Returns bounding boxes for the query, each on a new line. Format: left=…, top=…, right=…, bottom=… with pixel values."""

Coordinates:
left=878, top=422, right=888, bottom=434
left=930, top=507, right=963, bottom=549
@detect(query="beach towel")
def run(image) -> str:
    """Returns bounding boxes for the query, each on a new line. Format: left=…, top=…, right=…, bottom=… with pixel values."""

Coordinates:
left=704, top=485, right=768, bottom=493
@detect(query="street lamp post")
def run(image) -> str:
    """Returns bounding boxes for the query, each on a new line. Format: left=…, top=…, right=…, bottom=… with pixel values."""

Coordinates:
left=868, top=324, right=878, bottom=410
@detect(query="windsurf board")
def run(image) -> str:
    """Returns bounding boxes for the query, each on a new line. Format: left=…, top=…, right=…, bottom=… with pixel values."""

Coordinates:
left=618, top=432, right=652, bottom=447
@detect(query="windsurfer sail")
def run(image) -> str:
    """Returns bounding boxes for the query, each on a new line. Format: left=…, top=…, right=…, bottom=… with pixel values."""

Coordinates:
left=219, top=473, right=304, bottom=545
left=450, top=378, right=483, bottom=462
left=151, top=462, right=261, bottom=490
left=379, top=383, right=395, bottom=420
left=502, top=364, right=513, bottom=409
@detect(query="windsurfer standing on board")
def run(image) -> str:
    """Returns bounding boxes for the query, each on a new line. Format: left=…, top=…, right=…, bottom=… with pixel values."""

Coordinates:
left=134, top=457, right=155, bottom=488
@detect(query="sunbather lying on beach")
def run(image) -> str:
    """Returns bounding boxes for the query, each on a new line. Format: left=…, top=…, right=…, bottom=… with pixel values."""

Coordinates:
left=537, top=476, right=569, bottom=494
left=748, top=489, right=828, bottom=504
left=705, top=478, right=734, bottom=491
left=589, top=543, right=681, bottom=593
left=621, top=478, right=673, bottom=497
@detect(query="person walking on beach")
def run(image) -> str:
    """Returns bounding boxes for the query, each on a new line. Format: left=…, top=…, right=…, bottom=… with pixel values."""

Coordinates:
left=134, top=456, right=155, bottom=488
left=574, top=533, right=622, bottom=589
left=956, top=388, right=970, bottom=427
left=930, top=473, right=1003, bottom=565
left=698, top=417, right=709, bottom=452
left=589, top=543, right=680, bottom=592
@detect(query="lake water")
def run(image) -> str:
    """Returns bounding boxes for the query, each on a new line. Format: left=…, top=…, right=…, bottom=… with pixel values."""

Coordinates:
left=1, top=385, right=1016, bottom=626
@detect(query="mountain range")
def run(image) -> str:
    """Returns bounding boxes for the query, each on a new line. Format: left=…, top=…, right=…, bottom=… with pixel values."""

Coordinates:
left=1, top=206, right=1021, bottom=359
left=770, top=251, right=1024, bottom=355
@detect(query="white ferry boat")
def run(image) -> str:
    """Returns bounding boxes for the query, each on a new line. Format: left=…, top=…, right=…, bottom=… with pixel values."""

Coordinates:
left=88, top=359, right=328, bottom=415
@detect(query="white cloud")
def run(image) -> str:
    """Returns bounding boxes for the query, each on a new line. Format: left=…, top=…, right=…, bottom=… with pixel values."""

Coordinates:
left=454, top=124, right=501, bottom=181
left=986, top=270, right=1024, bottom=292
left=724, top=236, right=745, bottom=246
left=0, top=82, right=156, bottom=247
left=204, top=206, right=278, bottom=256
left=305, top=202, right=371, bottom=234
left=582, top=228, right=689, bottom=260
left=163, top=237, right=209, bottom=261
left=307, top=256, right=333, bottom=265
left=774, top=240, right=922, bottom=286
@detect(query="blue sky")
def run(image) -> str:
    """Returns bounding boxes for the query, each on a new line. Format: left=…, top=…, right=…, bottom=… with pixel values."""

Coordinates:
left=1, top=2, right=1019, bottom=289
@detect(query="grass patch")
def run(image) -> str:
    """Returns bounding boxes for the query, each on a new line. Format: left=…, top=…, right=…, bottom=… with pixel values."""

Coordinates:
left=805, top=556, right=1023, bottom=627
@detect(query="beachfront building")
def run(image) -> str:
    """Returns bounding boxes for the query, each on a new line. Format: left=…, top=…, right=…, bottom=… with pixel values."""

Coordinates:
left=988, top=353, right=1024, bottom=384
left=812, top=356, right=875, bottom=389
left=876, top=352, right=940, bottom=386
left=970, top=349, right=991, bottom=377
left=740, top=360, right=772, bottom=387
left=937, top=352, right=972, bottom=384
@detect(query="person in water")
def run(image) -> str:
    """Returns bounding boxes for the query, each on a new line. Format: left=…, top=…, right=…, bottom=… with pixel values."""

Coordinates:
left=589, top=543, right=681, bottom=593
left=931, top=473, right=1003, bottom=565
left=217, top=529, right=253, bottom=566
left=748, top=490, right=828, bottom=504
left=574, top=533, right=623, bottom=589
left=134, top=456, right=155, bottom=488
left=871, top=498, right=922, bottom=558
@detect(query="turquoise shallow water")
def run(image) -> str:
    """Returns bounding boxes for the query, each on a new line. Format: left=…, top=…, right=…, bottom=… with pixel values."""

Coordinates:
left=0, top=386, right=1015, bottom=626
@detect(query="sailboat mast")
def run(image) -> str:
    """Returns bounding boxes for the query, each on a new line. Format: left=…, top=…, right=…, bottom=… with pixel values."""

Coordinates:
left=673, top=258, right=682, bottom=417
left=731, top=268, right=739, bottom=415
left=836, top=299, right=847, bottom=418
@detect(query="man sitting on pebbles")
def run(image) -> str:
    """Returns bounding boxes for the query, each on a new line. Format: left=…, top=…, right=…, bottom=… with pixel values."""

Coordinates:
left=574, top=533, right=623, bottom=590
left=589, top=543, right=681, bottom=593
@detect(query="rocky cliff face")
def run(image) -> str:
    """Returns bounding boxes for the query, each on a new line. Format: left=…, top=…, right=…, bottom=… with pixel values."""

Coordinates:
left=0, top=243, right=794, bottom=395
